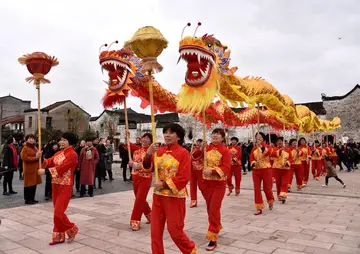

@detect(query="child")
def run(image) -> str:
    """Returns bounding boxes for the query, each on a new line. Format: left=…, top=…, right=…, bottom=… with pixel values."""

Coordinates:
left=322, top=157, right=346, bottom=188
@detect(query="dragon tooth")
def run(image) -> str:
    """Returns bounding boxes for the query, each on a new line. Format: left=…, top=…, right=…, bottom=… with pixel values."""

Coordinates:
left=197, top=53, right=201, bottom=64
left=101, top=67, right=104, bottom=74
left=103, top=80, right=109, bottom=85
left=113, top=63, right=117, bottom=70
left=177, top=55, right=182, bottom=64
left=200, top=68, right=206, bottom=77
left=126, top=65, right=134, bottom=74
left=117, top=76, right=122, bottom=82
left=209, top=58, right=216, bottom=66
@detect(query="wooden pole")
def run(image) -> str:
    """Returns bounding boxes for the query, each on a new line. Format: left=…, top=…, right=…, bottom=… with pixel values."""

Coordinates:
left=148, top=72, right=159, bottom=182
left=123, top=98, right=132, bottom=160
left=190, top=119, right=197, bottom=154
left=36, top=81, right=41, bottom=167
left=202, top=110, right=207, bottom=170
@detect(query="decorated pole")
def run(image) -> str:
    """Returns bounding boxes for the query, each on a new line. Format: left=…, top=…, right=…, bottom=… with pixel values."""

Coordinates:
left=18, top=52, right=59, bottom=166
left=124, top=26, right=168, bottom=183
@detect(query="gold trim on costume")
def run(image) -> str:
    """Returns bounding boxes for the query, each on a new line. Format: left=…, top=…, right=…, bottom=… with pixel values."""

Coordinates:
left=165, top=178, right=179, bottom=195
left=254, top=203, right=265, bottom=210
left=49, top=167, right=58, bottom=178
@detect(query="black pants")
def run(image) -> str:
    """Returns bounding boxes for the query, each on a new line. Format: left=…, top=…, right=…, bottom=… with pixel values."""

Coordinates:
left=45, top=169, right=52, bottom=198
left=80, top=185, right=94, bottom=195
left=121, top=164, right=131, bottom=181
left=18, top=166, right=23, bottom=179
left=325, top=176, right=344, bottom=185
left=74, top=170, right=80, bottom=191
left=94, top=165, right=102, bottom=188
left=337, top=157, right=343, bottom=170
left=24, top=185, right=37, bottom=201
left=3, top=170, right=14, bottom=193
left=107, top=169, right=113, bottom=180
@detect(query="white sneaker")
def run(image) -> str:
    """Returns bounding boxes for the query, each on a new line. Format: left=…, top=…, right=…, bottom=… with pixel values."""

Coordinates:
left=322, top=185, right=328, bottom=187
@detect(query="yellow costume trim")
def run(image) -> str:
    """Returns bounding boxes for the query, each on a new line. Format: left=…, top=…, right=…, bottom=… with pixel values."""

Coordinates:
left=49, top=167, right=58, bottom=179
left=206, top=231, right=219, bottom=241
left=254, top=203, right=265, bottom=210
left=165, top=178, right=179, bottom=196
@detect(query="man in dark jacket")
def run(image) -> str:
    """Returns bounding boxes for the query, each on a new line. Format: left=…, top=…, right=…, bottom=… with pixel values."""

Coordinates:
left=2, top=136, right=18, bottom=195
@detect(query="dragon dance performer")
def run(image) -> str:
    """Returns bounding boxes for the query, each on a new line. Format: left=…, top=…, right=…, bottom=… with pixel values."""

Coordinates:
left=328, top=142, right=338, bottom=168
left=271, top=137, right=291, bottom=203
left=288, top=139, right=304, bottom=191
left=127, top=133, right=153, bottom=231
left=38, top=132, right=79, bottom=245
left=311, top=140, right=323, bottom=181
left=190, top=139, right=204, bottom=208
left=143, top=123, right=196, bottom=254
left=298, top=138, right=311, bottom=187
left=227, top=137, right=242, bottom=196
left=250, top=132, right=275, bottom=216
left=321, top=142, right=330, bottom=176
left=201, top=128, right=231, bottom=251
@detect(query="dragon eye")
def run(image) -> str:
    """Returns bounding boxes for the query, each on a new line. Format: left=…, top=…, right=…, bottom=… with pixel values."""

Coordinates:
left=207, top=43, right=213, bottom=48
left=123, top=54, right=128, bottom=59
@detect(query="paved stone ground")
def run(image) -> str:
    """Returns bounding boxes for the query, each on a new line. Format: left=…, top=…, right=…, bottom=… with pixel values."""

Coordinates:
left=0, top=166, right=359, bottom=253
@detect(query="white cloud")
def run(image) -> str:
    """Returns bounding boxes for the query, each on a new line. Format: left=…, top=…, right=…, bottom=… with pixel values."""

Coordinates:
left=0, top=0, right=359, bottom=117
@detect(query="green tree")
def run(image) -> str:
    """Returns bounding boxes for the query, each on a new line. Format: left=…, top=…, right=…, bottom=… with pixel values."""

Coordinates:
left=65, top=107, right=85, bottom=135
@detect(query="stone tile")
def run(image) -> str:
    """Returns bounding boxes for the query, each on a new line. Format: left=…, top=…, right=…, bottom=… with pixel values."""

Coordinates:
left=78, top=237, right=116, bottom=251
left=259, top=239, right=306, bottom=252
left=331, top=244, right=360, bottom=254
left=38, top=242, right=85, bottom=254
left=303, top=246, right=346, bottom=254
left=106, top=245, right=148, bottom=254
left=0, top=238, right=22, bottom=252
left=230, top=240, right=277, bottom=253
left=4, top=247, right=40, bottom=254
left=0, top=231, right=29, bottom=242
left=314, top=234, right=360, bottom=248
left=69, top=246, right=109, bottom=254
left=286, top=238, right=333, bottom=249
left=273, top=249, right=304, bottom=254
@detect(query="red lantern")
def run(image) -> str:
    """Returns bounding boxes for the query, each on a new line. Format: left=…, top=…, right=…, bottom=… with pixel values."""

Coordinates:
left=18, top=52, right=59, bottom=84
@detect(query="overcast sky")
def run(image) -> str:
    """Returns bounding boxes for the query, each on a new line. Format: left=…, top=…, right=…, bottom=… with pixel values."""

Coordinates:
left=1, top=0, right=359, bottom=117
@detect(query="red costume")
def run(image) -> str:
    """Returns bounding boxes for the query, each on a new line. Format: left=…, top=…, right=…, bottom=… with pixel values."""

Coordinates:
left=227, top=144, right=242, bottom=195
left=311, top=146, right=322, bottom=180
left=250, top=143, right=274, bottom=211
left=321, top=145, right=331, bottom=175
left=289, top=148, right=304, bottom=190
left=299, top=145, right=311, bottom=185
left=329, top=145, right=337, bottom=168
left=190, top=146, right=204, bottom=207
left=271, top=147, right=291, bottom=202
left=128, top=143, right=152, bottom=230
left=44, top=146, right=79, bottom=245
left=143, top=144, right=196, bottom=254
left=201, top=144, right=231, bottom=242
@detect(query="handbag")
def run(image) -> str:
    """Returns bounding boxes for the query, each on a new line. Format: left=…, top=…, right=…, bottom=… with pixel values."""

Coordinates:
left=0, top=166, right=17, bottom=176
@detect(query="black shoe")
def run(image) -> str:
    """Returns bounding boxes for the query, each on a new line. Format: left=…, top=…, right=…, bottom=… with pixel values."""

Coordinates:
left=98, top=186, right=103, bottom=189
left=9, top=191, right=17, bottom=194
left=25, top=200, right=36, bottom=205
left=110, top=178, right=114, bottom=181
left=45, top=196, right=50, bottom=201
left=33, top=200, right=39, bottom=203
left=206, top=241, right=217, bottom=251
left=89, top=194, right=94, bottom=197
left=76, top=189, right=80, bottom=193
left=80, top=194, right=85, bottom=198
left=3, top=192, right=9, bottom=196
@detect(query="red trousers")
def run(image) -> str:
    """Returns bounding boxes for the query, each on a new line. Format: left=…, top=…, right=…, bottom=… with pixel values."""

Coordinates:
left=190, top=170, right=203, bottom=201
left=321, top=159, right=327, bottom=175
left=130, top=175, right=152, bottom=223
left=289, top=164, right=304, bottom=189
left=312, top=160, right=322, bottom=178
left=252, top=169, right=274, bottom=210
left=302, top=161, right=310, bottom=184
left=52, top=184, right=74, bottom=234
left=201, top=180, right=226, bottom=241
left=227, top=165, right=242, bottom=193
left=272, top=168, right=289, bottom=199
left=151, top=194, right=196, bottom=254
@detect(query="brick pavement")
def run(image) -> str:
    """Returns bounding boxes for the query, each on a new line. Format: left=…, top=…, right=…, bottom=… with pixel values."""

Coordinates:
left=0, top=168, right=359, bottom=253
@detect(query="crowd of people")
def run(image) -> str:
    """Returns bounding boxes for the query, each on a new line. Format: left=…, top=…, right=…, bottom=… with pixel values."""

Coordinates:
left=0, top=127, right=359, bottom=253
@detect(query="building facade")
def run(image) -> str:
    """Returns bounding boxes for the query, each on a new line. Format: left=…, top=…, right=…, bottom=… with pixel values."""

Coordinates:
left=24, top=100, right=91, bottom=137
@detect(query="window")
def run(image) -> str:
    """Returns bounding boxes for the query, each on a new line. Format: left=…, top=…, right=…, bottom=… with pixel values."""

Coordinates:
left=46, top=117, right=52, bottom=128
left=14, top=124, right=18, bottom=130
left=28, top=116, right=33, bottom=128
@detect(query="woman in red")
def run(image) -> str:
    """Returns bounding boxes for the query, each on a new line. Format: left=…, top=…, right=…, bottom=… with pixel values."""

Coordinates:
left=298, top=137, right=311, bottom=187
left=328, top=142, right=337, bottom=168
left=271, top=137, right=291, bottom=203
left=311, top=140, right=322, bottom=181
left=250, top=132, right=274, bottom=216
left=190, top=139, right=204, bottom=208
left=288, top=139, right=304, bottom=191
left=227, top=137, right=242, bottom=196
left=38, top=132, right=79, bottom=245
left=128, top=133, right=153, bottom=231
left=143, top=123, right=196, bottom=254
left=201, top=128, right=231, bottom=251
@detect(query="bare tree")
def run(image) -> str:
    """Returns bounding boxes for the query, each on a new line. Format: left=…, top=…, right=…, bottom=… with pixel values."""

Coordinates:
left=65, top=107, right=85, bottom=134
left=100, top=114, right=119, bottom=137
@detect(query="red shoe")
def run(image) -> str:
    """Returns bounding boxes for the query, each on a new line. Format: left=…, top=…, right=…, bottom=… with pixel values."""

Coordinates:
left=269, top=203, right=274, bottom=210
left=206, top=241, right=217, bottom=251
left=49, top=232, right=65, bottom=245
left=254, top=209, right=262, bottom=216
left=235, top=189, right=240, bottom=196
left=130, top=221, right=140, bottom=231
left=66, top=225, right=79, bottom=243
left=227, top=188, right=233, bottom=196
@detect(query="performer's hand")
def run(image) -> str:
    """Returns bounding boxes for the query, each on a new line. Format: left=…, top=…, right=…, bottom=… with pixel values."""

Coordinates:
left=154, top=181, right=164, bottom=190
left=128, top=160, right=134, bottom=167
left=147, top=143, right=159, bottom=156
left=35, top=151, right=42, bottom=159
left=203, top=170, right=212, bottom=177
left=38, top=168, right=45, bottom=175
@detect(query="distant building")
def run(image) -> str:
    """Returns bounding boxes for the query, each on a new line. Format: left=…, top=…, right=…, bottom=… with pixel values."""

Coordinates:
left=24, top=100, right=91, bottom=137
left=0, top=94, right=32, bottom=141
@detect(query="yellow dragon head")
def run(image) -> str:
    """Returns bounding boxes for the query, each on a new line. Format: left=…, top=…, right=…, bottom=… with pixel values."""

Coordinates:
left=177, top=23, right=233, bottom=113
